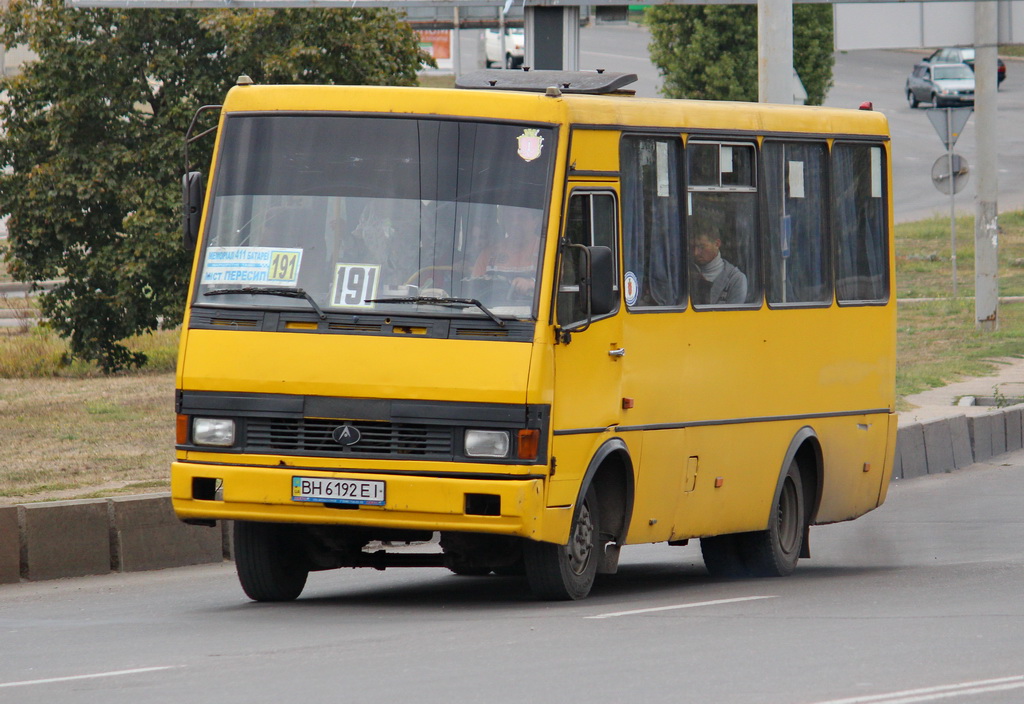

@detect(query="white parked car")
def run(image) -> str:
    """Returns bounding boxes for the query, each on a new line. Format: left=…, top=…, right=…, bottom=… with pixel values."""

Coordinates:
left=484, top=28, right=525, bottom=69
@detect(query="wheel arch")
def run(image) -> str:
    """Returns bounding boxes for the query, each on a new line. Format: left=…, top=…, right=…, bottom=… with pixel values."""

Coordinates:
left=776, top=426, right=823, bottom=527
left=577, top=437, right=635, bottom=545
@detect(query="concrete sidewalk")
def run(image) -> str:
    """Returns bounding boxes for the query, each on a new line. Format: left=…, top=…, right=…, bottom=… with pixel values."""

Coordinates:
left=899, top=356, right=1024, bottom=425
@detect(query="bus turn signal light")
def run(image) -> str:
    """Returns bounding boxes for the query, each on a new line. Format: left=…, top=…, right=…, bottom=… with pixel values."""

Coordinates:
left=517, top=429, right=540, bottom=460
left=176, top=415, right=189, bottom=444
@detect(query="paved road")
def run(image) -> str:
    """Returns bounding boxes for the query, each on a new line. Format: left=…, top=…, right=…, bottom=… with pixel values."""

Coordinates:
left=2, top=456, right=1024, bottom=703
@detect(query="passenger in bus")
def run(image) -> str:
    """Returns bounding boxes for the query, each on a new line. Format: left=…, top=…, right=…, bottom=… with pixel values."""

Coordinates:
left=471, top=205, right=542, bottom=297
left=690, top=232, right=748, bottom=305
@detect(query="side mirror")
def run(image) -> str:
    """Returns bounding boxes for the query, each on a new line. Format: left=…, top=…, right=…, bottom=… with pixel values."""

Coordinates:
left=588, top=245, right=616, bottom=316
left=182, top=171, right=204, bottom=251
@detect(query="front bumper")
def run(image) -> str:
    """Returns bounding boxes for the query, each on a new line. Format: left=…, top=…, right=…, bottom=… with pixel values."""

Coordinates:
left=171, top=460, right=566, bottom=541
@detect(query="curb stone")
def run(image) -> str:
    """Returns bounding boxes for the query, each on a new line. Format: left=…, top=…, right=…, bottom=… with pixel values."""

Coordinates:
left=0, top=494, right=227, bottom=584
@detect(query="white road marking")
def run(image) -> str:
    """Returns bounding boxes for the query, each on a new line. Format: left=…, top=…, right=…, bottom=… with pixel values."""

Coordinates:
left=808, top=675, right=1024, bottom=704
left=0, top=666, right=178, bottom=689
left=585, top=595, right=776, bottom=619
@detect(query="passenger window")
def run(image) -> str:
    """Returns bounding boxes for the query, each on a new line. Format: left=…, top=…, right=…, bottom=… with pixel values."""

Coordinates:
left=558, top=191, right=619, bottom=326
left=686, top=141, right=760, bottom=308
left=833, top=143, right=889, bottom=304
left=763, top=141, right=831, bottom=306
left=621, top=136, right=686, bottom=309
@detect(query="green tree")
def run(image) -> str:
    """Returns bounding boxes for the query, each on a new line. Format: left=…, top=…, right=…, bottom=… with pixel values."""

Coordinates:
left=0, top=0, right=431, bottom=372
left=647, top=4, right=834, bottom=105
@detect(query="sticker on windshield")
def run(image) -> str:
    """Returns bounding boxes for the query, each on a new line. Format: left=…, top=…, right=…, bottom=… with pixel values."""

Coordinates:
left=517, top=129, right=544, bottom=163
left=331, top=263, right=380, bottom=308
left=201, top=247, right=302, bottom=286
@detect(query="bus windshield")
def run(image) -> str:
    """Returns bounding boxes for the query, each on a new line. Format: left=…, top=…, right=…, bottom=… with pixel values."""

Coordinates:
left=193, top=114, right=556, bottom=320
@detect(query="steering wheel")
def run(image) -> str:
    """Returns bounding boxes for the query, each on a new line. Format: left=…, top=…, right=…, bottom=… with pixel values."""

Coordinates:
left=405, top=266, right=453, bottom=295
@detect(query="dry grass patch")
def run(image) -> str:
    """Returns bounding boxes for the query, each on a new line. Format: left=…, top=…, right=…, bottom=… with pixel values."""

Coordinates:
left=0, top=373, right=175, bottom=504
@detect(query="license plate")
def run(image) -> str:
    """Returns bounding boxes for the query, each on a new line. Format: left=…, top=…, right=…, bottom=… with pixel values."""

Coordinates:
left=291, top=476, right=385, bottom=506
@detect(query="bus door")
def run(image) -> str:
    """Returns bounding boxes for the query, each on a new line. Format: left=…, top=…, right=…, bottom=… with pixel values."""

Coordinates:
left=548, top=188, right=625, bottom=507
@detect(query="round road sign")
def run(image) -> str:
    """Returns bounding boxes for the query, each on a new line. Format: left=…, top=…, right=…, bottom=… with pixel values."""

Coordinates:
left=931, top=153, right=969, bottom=195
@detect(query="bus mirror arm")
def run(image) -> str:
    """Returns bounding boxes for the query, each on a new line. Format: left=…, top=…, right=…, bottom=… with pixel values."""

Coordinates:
left=182, top=171, right=204, bottom=251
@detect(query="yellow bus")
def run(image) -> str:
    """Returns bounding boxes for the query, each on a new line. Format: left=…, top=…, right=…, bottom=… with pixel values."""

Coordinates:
left=173, top=70, right=896, bottom=601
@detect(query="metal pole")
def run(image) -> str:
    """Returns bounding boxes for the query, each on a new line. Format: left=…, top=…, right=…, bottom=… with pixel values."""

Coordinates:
left=947, top=108, right=957, bottom=299
left=452, top=5, right=461, bottom=78
left=974, top=1, right=998, bottom=330
left=498, top=8, right=506, bottom=69
left=758, top=0, right=794, bottom=103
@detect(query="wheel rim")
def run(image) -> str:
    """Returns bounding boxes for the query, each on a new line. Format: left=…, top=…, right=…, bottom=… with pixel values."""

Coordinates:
left=776, top=477, right=800, bottom=555
left=565, top=501, right=594, bottom=575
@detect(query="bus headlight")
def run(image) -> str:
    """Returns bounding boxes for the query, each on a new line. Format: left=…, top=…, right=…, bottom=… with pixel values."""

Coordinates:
left=464, top=430, right=510, bottom=458
left=193, top=418, right=236, bottom=447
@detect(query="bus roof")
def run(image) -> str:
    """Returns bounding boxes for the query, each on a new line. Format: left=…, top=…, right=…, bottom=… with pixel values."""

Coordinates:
left=219, top=78, right=890, bottom=139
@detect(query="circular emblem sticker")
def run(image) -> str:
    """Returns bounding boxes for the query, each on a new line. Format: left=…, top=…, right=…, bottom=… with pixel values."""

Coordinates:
left=332, top=424, right=362, bottom=446
left=624, top=271, right=639, bottom=307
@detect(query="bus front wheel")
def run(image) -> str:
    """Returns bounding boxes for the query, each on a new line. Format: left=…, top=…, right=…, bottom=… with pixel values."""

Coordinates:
left=234, top=521, right=310, bottom=602
left=523, top=485, right=600, bottom=600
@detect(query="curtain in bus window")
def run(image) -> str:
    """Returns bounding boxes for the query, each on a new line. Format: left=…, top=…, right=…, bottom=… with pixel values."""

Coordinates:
left=621, top=137, right=685, bottom=308
left=833, top=144, right=888, bottom=303
left=763, top=141, right=830, bottom=305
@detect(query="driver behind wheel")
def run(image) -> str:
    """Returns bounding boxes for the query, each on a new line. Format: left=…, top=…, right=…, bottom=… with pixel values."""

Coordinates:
left=471, top=205, right=543, bottom=297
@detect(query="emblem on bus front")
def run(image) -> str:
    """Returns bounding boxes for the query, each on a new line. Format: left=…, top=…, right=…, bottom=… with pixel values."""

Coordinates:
left=517, top=128, right=544, bottom=163
left=332, top=424, right=362, bottom=446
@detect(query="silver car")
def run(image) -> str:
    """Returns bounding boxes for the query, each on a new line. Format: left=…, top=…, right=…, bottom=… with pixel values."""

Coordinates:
left=906, top=62, right=975, bottom=108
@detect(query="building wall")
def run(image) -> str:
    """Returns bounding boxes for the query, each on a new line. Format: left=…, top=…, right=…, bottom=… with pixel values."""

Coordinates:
left=835, top=0, right=1024, bottom=51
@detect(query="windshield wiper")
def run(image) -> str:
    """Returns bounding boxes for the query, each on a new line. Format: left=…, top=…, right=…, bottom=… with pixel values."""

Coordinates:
left=364, top=296, right=505, bottom=328
left=204, top=286, right=326, bottom=320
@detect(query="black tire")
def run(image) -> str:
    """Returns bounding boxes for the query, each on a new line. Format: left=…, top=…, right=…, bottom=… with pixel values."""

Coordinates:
left=738, top=460, right=807, bottom=578
left=907, top=90, right=919, bottom=109
left=931, top=92, right=942, bottom=108
left=700, top=533, right=747, bottom=578
left=523, top=485, right=600, bottom=600
left=234, top=521, right=310, bottom=602
left=505, top=53, right=515, bottom=70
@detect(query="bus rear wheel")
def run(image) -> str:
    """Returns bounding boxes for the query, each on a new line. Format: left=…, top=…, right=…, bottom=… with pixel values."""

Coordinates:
left=523, top=485, right=600, bottom=600
left=234, top=521, right=310, bottom=602
left=700, top=533, right=747, bottom=578
left=739, top=459, right=806, bottom=577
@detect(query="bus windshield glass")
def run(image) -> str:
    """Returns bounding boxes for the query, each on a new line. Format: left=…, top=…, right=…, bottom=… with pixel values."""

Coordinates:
left=193, top=114, right=556, bottom=321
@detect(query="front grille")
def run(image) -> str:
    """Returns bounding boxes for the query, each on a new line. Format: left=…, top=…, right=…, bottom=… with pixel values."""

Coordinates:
left=246, top=417, right=454, bottom=459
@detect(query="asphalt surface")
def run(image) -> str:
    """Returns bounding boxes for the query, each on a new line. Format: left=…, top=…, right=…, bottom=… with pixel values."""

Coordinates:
left=1, top=453, right=1023, bottom=703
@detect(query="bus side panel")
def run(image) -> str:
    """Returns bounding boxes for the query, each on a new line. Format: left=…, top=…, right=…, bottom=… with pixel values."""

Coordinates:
left=569, top=128, right=621, bottom=172
left=875, top=411, right=899, bottom=507
left=663, top=423, right=795, bottom=542
left=617, top=300, right=894, bottom=542
left=626, top=428, right=686, bottom=544
left=810, top=414, right=892, bottom=524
